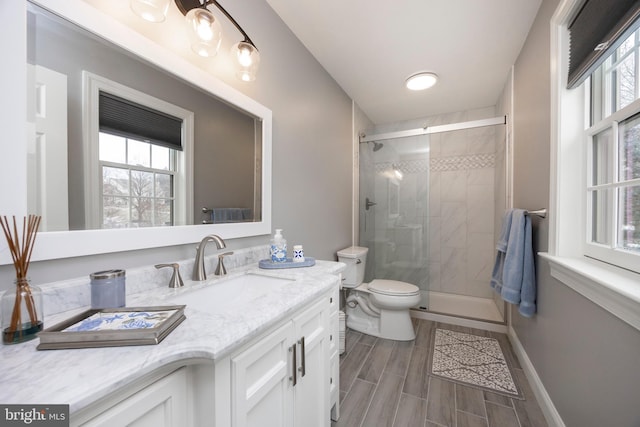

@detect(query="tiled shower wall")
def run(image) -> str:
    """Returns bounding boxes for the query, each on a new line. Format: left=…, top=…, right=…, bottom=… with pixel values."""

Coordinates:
left=428, top=108, right=497, bottom=299
left=362, top=106, right=502, bottom=301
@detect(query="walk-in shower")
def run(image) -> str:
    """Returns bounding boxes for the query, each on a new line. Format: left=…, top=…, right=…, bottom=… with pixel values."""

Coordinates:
left=358, top=116, right=507, bottom=324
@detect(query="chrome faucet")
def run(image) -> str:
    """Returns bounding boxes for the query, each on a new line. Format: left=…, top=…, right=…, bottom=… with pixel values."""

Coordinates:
left=215, top=251, right=234, bottom=276
left=155, top=263, right=184, bottom=288
left=192, top=234, right=226, bottom=281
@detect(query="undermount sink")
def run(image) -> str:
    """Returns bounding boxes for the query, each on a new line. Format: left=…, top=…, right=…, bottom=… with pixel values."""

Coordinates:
left=167, top=273, right=294, bottom=314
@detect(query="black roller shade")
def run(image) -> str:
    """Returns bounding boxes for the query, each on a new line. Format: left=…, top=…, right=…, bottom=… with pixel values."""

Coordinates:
left=99, top=91, right=183, bottom=151
left=567, top=0, right=640, bottom=89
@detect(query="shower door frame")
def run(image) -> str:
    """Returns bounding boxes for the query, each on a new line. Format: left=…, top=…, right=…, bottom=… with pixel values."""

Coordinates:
left=359, top=116, right=506, bottom=142
left=355, top=115, right=508, bottom=244
left=355, top=115, right=510, bottom=324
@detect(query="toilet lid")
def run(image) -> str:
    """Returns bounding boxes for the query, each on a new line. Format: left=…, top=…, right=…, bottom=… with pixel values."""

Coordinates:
left=368, top=279, right=420, bottom=296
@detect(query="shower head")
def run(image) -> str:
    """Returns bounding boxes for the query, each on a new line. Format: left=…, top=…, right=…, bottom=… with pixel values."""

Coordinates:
left=372, top=141, right=384, bottom=152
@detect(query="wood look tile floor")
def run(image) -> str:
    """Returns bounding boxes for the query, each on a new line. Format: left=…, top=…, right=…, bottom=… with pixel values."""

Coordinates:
left=333, top=319, right=548, bottom=427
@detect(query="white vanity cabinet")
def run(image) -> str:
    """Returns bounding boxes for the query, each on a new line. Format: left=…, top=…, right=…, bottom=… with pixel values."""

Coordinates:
left=70, top=285, right=339, bottom=427
left=74, top=367, right=191, bottom=427
left=216, top=289, right=336, bottom=427
left=328, top=285, right=340, bottom=420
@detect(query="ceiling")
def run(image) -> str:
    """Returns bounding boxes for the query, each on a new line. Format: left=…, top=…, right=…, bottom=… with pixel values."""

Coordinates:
left=265, top=0, right=542, bottom=125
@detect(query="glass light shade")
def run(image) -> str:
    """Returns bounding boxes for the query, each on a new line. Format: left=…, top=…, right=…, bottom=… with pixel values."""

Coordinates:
left=130, top=0, right=170, bottom=23
left=406, top=72, right=438, bottom=91
left=186, top=8, right=223, bottom=57
left=231, top=42, right=260, bottom=82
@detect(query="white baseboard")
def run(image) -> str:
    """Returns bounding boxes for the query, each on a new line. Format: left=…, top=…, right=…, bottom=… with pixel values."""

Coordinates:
left=508, top=326, right=565, bottom=427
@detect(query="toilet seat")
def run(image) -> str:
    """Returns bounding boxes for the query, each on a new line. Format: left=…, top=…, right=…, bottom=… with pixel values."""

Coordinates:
left=368, top=279, right=419, bottom=297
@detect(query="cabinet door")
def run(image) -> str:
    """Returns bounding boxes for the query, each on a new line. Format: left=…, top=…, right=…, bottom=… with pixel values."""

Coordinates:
left=78, top=367, right=188, bottom=427
left=293, top=299, right=328, bottom=427
left=329, top=312, right=340, bottom=421
left=231, top=322, right=294, bottom=427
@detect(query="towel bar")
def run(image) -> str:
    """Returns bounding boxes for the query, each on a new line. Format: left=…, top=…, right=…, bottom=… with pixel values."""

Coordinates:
left=525, top=208, right=547, bottom=218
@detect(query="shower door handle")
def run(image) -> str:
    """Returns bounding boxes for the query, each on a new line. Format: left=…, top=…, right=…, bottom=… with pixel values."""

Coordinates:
left=365, top=197, right=377, bottom=210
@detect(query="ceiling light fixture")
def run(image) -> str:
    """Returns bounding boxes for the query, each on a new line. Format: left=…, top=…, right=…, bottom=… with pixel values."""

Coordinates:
left=405, top=72, right=438, bottom=91
left=130, top=0, right=260, bottom=82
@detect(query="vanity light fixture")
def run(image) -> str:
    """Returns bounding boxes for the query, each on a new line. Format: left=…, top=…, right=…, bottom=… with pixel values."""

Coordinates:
left=130, top=0, right=260, bottom=82
left=405, top=72, right=438, bottom=91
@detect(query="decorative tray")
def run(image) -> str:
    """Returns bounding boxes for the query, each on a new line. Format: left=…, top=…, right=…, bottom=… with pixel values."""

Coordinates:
left=37, top=305, right=186, bottom=350
left=258, top=257, right=316, bottom=269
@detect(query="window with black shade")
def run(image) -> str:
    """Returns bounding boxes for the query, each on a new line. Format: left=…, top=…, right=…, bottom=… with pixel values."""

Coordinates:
left=98, top=92, right=182, bottom=229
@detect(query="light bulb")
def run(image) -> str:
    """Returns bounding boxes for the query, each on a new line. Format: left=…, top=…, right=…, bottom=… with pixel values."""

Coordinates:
left=237, top=46, right=254, bottom=67
left=186, top=8, right=223, bottom=57
left=196, top=20, right=214, bottom=41
left=231, top=42, right=260, bottom=82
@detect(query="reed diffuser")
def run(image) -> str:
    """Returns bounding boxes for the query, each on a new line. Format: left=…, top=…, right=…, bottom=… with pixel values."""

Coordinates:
left=1, top=215, right=43, bottom=344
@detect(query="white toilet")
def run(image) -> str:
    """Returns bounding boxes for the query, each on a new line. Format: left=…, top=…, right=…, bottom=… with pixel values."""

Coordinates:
left=337, top=246, right=420, bottom=341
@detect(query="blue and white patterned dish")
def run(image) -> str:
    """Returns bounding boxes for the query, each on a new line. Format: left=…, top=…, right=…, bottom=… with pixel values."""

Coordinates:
left=64, top=310, right=176, bottom=332
left=259, top=257, right=316, bottom=269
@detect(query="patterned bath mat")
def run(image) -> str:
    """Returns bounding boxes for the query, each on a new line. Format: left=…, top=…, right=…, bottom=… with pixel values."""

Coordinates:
left=429, top=328, right=522, bottom=399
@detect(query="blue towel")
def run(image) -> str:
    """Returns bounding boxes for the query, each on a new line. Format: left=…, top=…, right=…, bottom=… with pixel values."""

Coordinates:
left=490, top=210, right=512, bottom=295
left=490, top=209, right=536, bottom=317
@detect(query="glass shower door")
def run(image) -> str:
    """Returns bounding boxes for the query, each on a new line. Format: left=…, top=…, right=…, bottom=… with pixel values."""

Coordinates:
left=358, top=135, right=430, bottom=309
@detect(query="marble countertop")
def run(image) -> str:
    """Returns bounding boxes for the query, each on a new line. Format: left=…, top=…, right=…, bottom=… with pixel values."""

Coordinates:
left=0, top=260, right=345, bottom=413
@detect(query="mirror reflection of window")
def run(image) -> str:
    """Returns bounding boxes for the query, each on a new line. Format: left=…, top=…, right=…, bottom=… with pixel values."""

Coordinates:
left=99, top=132, right=177, bottom=228
left=84, top=73, right=194, bottom=230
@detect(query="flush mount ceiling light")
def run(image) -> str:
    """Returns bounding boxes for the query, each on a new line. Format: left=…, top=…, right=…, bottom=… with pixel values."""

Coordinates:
left=130, top=0, right=260, bottom=82
left=405, top=72, right=438, bottom=91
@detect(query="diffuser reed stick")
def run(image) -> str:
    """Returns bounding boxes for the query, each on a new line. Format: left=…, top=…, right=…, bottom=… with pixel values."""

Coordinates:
left=1, top=215, right=42, bottom=343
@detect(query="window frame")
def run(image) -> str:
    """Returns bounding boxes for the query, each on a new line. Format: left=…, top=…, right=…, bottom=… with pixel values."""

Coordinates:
left=585, top=27, right=640, bottom=274
left=548, top=0, right=640, bottom=332
left=83, top=71, right=194, bottom=229
left=98, top=135, right=177, bottom=228
left=585, top=99, right=640, bottom=273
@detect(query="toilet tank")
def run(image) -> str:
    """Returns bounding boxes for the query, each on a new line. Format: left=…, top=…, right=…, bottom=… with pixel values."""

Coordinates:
left=337, top=246, right=368, bottom=288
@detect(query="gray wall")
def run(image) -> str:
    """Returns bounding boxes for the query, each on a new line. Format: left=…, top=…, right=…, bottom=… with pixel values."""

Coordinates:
left=0, top=0, right=353, bottom=286
left=512, top=0, right=640, bottom=425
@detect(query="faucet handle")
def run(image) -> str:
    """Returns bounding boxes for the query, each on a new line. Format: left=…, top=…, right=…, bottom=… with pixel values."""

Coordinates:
left=215, top=251, right=234, bottom=276
left=155, top=263, right=185, bottom=288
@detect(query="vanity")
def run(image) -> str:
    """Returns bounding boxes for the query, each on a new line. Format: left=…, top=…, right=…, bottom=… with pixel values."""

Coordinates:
left=0, top=252, right=344, bottom=426
left=1, top=2, right=343, bottom=424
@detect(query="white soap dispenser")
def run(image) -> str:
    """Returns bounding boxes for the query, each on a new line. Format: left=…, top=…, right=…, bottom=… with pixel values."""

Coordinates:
left=270, top=229, right=287, bottom=262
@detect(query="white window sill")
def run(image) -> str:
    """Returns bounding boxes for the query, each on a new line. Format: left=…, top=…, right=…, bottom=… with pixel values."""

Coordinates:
left=539, top=252, right=640, bottom=331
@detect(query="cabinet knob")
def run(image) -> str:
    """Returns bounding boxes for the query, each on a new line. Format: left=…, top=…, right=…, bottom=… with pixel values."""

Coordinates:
left=330, top=334, right=333, bottom=341
left=330, top=297, right=333, bottom=303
